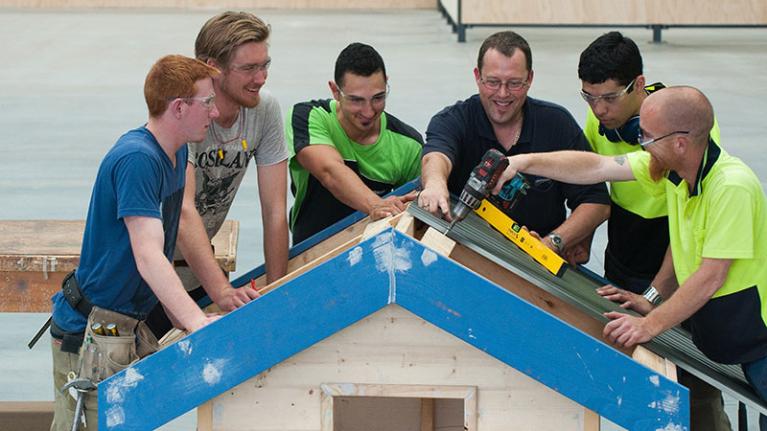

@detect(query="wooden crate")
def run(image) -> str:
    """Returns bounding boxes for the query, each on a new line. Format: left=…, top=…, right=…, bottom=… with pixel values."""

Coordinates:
left=0, top=220, right=238, bottom=313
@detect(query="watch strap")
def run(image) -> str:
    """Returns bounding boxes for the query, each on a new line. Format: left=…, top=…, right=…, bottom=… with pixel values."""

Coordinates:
left=642, top=285, right=663, bottom=306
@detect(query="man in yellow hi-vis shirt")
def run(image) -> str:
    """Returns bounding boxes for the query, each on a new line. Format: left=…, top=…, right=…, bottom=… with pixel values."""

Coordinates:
left=494, top=86, right=767, bottom=431
left=577, top=32, right=727, bottom=430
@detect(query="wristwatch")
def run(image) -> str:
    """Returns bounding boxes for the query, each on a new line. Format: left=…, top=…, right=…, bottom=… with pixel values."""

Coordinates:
left=547, top=232, right=564, bottom=253
left=642, top=285, right=663, bottom=306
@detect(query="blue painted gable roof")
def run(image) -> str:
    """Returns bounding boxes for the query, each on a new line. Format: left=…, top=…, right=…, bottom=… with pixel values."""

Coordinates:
left=99, top=229, right=689, bottom=431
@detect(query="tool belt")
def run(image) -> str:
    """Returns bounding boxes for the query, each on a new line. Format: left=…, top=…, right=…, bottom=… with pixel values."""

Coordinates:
left=45, top=270, right=92, bottom=353
left=78, top=306, right=159, bottom=382
left=62, top=270, right=94, bottom=318
left=51, top=271, right=160, bottom=380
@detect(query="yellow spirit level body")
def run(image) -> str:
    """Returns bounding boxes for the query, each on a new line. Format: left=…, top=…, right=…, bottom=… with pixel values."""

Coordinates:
left=475, top=199, right=566, bottom=277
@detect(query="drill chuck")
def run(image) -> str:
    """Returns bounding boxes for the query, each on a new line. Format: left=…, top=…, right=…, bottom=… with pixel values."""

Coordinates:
left=452, top=175, right=486, bottom=223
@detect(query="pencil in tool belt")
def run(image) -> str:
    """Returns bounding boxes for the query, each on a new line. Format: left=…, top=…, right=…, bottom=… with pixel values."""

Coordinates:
left=105, top=323, right=120, bottom=337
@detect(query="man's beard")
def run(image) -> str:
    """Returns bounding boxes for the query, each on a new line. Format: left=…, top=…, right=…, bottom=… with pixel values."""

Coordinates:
left=219, top=77, right=260, bottom=109
left=648, top=154, right=669, bottom=182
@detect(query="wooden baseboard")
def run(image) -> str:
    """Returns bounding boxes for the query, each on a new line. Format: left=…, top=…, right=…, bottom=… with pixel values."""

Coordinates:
left=0, top=401, right=54, bottom=431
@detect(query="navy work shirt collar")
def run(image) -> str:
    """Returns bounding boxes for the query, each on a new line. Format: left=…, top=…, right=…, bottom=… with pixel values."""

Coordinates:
left=667, top=138, right=720, bottom=197
left=475, top=95, right=532, bottom=155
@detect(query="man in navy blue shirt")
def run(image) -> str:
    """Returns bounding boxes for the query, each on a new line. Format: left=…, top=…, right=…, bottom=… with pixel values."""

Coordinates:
left=49, top=55, right=221, bottom=431
left=419, top=31, right=609, bottom=263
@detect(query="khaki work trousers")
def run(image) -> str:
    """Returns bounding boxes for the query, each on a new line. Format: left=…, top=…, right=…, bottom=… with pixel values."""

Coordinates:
left=680, top=369, right=733, bottom=431
left=50, top=338, right=98, bottom=431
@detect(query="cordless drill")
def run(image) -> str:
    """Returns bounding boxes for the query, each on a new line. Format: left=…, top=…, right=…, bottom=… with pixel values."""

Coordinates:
left=446, top=149, right=530, bottom=233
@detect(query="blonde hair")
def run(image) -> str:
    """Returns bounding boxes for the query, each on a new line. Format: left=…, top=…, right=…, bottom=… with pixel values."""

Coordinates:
left=195, top=11, right=270, bottom=67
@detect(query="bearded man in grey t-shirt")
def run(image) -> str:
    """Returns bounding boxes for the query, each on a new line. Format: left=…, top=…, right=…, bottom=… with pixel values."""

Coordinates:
left=146, top=11, right=289, bottom=336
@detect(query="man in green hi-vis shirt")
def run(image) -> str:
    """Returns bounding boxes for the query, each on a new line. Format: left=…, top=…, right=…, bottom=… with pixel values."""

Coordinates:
left=286, top=43, right=422, bottom=244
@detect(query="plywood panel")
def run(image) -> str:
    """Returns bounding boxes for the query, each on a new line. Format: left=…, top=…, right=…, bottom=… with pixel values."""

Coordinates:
left=645, top=0, right=767, bottom=24
left=113, top=229, right=683, bottom=429
left=0, top=0, right=435, bottom=9
left=461, top=0, right=644, bottom=25
left=460, top=0, right=767, bottom=25
left=205, top=305, right=589, bottom=431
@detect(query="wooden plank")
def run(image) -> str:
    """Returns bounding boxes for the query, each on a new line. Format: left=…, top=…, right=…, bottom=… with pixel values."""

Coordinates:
left=650, top=0, right=767, bottom=24
left=362, top=214, right=402, bottom=240
left=253, top=212, right=404, bottom=291
left=0, top=271, right=65, bottom=313
left=196, top=403, right=212, bottom=431
left=212, top=307, right=568, bottom=430
left=419, top=227, right=456, bottom=257
left=392, top=230, right=689, bottom=430
left=0, top=0, right=436, bottom=8
left=249, top=216, right=371, bottom=287
left=448, top=242, right=619, bottom=352
left=0, top=220, right=238, bottom=312
left=420, top=398, right=434, bottom=431
left=632, top=345, right=678, bottom=381
left=321, top=383, right=475, bottom=400
left=320, top=387, right=334, bottom=431
left=98, top=232, right=394, bottom=430
left=460, top=0, right=767, bottom=25
left=233, top=180, right=420, bottom=290
left=258, top=235, right=365, bottom=297
left=0, top=220, right=83, bottom=273
left=394, top=213, right=416, bottom=237
left=0, top=220, right=237, bottom=272
left=583, top=409, right=600, bottom=431
left=102, top=229, right=688, bottom=430
left=211, top=220, right=238, bottom=273
left=0, top=401, right=54, bottom=431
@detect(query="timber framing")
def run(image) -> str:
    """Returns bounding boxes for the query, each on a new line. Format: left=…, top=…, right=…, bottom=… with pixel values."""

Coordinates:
left=98, top=220, right=689, bottom=430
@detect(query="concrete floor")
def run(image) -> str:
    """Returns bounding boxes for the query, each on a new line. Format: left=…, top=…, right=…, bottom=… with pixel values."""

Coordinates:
left=0, top=8, right=765, bottom=430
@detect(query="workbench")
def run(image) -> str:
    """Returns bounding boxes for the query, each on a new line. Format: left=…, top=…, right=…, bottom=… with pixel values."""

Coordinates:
left=0, top=220, right=238, bottom=312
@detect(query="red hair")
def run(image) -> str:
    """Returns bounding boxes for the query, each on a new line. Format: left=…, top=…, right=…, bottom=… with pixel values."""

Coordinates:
left=144, top=55, right=219, bottom=118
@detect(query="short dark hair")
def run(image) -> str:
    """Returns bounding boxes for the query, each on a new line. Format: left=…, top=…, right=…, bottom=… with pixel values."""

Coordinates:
left=334, top=43, right=387, bottom=87
left=578, top=31, right=643, bottom=86
left=477, top=31, right=532, bottom=72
